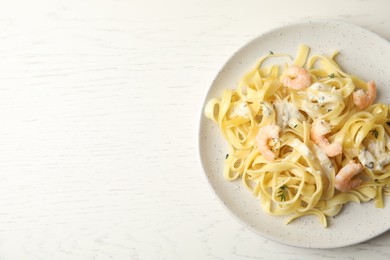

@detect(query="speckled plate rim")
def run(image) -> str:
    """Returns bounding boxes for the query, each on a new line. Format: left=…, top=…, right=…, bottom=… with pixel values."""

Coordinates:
left=197, top=20, right=390, bottom=249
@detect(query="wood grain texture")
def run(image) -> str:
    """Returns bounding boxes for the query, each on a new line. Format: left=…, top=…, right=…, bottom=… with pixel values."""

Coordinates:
left=0, top=0, right=388, bottom=259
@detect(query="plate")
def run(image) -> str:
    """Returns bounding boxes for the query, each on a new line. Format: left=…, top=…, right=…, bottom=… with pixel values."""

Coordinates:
left=198, top=21, right=390, bottom=248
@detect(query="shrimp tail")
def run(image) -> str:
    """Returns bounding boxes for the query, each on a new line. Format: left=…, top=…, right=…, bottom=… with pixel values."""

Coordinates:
left=311, top=119, right=342, bottom=157
left=353, top=80, right=377, bottom=109
left=282, top=66, right=311, bottom=89
left=335, top=161, right=363, bottom=192
left=323, top=142, right=342, bottom=157
left=256, top=125, right=281, bottom=162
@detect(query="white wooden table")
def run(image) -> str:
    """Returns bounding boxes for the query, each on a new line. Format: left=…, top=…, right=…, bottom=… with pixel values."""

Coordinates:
left=0, top=0, right=389, bottom=259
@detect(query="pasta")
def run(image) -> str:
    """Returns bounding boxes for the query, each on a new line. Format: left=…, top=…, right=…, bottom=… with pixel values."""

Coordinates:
left=204, top=45, right=390, bottom=227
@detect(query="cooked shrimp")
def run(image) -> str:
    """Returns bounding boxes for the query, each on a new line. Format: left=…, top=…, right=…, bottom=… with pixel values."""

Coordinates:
left=282, top=66, right=311, bottom=89
left=256, top=125, right=281, bottom=162
left=353, top=80, right=376, bottom=109
left=310, top=119, right=342, bottom=157
left=335, top=161, right=363, bottom=192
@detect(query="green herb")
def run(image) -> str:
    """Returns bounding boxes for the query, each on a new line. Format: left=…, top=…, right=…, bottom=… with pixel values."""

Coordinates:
left=225, top=154, right=229, bottom=159
left=328, top=73, right=335, bottom=78
left=327, top=109, right=333, bottom=112
left=269, top=51, right=274, bottom=55
left=370, top=129, right=379, bottom=139
left=277, top=185, right=288, bottom=202
left=293, top=124, right=297, bottom=128
left=365, top=162, right=374, bottom=169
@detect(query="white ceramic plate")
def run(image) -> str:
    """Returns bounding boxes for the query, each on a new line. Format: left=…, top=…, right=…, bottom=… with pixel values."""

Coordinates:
left=198, top=21, right=390, bottom=248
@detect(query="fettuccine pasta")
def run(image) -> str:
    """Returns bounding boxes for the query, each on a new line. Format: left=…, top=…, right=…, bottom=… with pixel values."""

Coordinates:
left=204, top=45, right=390, bottom=227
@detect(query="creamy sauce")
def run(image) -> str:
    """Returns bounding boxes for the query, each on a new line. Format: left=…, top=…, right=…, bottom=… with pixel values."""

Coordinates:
left=309, top=82, right=331, bottom=91
left=378, top=154, right=390, bottom=168
left=300, top=143, right=311, bottom=157
left=358, top=149, right=378, bottom=170
left=231, top=102, right=249, bottom=118
left=301, top=83, right=341, bottom=115
left=312, top=143, right=334, bottom=178
left=273, top=99, right=305, bottom=129
left=260, top=102, right=273, bottom=117
left=359, top=139, right=390, bottom=171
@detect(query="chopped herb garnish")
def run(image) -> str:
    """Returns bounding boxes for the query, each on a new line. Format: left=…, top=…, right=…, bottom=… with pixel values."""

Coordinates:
left=370, top=129, right=379, bottom=139
left=277, top=185, right=288, bottom=202
left=225, top=154, right=229, bottom=159
left=269, top=51, right=274, bottom=55
left=293, top=124, right=297, bottom=128
left=365, top=162, right=374, bottom=169
left=328, top=73, right=335, bottom=78
left=327, top=109, right=333, bottom=112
